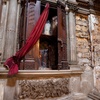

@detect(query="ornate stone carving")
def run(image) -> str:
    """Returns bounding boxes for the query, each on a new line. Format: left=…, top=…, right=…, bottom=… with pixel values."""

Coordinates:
left=18, top=78, right=69, bottom=99
left=64, top=0, right=78, bottom=12
left=66, top=2, right=78, bottom=12
left=3, top=0, right=8, bottom=3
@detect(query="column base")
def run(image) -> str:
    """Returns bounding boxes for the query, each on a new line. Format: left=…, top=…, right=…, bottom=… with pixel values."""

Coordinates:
left=72, top=93, right=88, bottom=100
left=69, top=64, right=81, bottom=70
left=0, top=64, right=6, bottom=70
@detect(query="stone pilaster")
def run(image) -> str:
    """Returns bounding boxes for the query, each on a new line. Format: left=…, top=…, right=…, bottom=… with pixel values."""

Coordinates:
left=65, top=5, right=69, bottom=65
left=65, top=2, right=85, bottom=98
left=0, top=0, right=9, bottom=69
left=0, top=0, right=2, bottom=21
left=2, top=0, right=17, bottom=60
left=65, top=0, right=78, bottom=69
left=0, top=1, right=7, bottom=55
left=14, top=0, right=21, bottom=54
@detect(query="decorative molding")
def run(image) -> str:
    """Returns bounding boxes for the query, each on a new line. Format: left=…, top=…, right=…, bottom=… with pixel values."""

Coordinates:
left=18, top=78, right=69, bottom=99
left=77, top=0, right=89, bottom=3
left=67, top=0, right=78, bottom=5
left=77, top=0, right=100, bottom=14
left=77, top=7, right=90, bottom=15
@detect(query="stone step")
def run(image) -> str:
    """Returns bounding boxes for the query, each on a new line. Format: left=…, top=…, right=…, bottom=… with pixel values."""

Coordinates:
left=72, top=93, right=88, bottom=100
left=93, top=92, right=100, bottom=97
left=88, top=93, right=100, bottom=100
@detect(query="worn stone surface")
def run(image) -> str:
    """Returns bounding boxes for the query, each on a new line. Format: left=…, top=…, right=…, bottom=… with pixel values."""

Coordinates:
left=76, top=14, right=91, bottom=70
left=94, top=66, right=100, bottom=93
left=76, top=14, right=94, bottom=95
left=71, top=93, right=88, bottom=100
left=69, top=77, right=81, bottom=93
left=92, top=15, right=100, bottom=93
left=76, top=14, right=100, bottom=95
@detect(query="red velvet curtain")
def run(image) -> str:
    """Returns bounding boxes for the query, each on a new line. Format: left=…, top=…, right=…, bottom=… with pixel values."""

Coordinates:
left=4, top=3, right=49, bottom=75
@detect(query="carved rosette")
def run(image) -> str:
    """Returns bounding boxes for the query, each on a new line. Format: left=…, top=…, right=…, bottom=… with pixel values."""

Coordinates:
left=18, top=78, right=69, bottom=99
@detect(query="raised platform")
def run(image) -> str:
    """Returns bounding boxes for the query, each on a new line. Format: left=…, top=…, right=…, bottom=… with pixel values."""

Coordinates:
left=0, top=69, right=84, bottom=100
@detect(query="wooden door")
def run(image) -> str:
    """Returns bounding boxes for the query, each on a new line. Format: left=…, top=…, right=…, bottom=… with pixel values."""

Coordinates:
left=20, top=1, right=40, bottom=70
left=57, top=5, right=68, bottom=69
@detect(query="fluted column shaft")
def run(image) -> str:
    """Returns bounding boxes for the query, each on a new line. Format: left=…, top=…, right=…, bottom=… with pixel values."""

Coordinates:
left=3, top=0, right=17, bottom=60
left=0, top=0, right=9, bottom=67
left=65, top=0, right=78, bottom=69
left=68, top=10, right=77, bottom=64
left=14, top=0, right=21, bottom=53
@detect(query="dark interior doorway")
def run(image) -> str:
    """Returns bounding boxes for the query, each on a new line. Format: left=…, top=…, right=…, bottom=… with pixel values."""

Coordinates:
left=39, top=4, right=58, bottom=70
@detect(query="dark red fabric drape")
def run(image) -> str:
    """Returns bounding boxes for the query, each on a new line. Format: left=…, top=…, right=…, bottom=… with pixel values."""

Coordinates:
left=4, top=3, right=49, bottom=75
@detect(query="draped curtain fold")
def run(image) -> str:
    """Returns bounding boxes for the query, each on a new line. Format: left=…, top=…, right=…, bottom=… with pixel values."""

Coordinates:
left=4, top=3, right=49, bottom=75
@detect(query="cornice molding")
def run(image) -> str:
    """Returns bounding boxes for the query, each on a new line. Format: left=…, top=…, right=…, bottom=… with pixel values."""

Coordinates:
left=77, top=0, right=89, bottom=3
left=77, top=7, right=90, bottom=15
left=67, top=0, right=78, bottom=5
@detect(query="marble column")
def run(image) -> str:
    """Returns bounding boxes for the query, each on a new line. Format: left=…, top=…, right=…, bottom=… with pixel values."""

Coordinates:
left=0, top=0, right=9, bottom=69
left=66, top=0, right=78, bottom=69
left=0, top=1, right=7, bottom=54
left=2, top=0, right=17, bottom=60
left=65, top=5, right=69, bottom=64
left=0, top=0, right=2, bottom=21
left=14, top=0, right=21, bottom=54
left=68, top=10, right=77, bottom=64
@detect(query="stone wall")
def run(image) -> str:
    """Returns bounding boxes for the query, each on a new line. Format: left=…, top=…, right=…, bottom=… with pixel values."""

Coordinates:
left=92, top=15, right=100, bottom=67
left=76, top=14, right=91, bottom=70
left=76, top=14, right=94, bottom=95
left=76, top=14, right=100, bottom=94
left=92, top=15, right=100, bottom=92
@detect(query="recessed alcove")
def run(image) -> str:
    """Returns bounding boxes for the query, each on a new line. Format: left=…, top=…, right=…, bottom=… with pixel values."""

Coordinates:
left=40, top=4, right=58, bottom=70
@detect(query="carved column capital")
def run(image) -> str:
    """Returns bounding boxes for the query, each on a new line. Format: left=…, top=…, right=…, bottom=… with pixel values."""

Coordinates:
left=17, top=0, right=21, bottom=4
left=65, top=0, right=78, bottom=12
left=67, top=3, right=78, bottom=12
left=3, top=0, right=9, bottom=3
